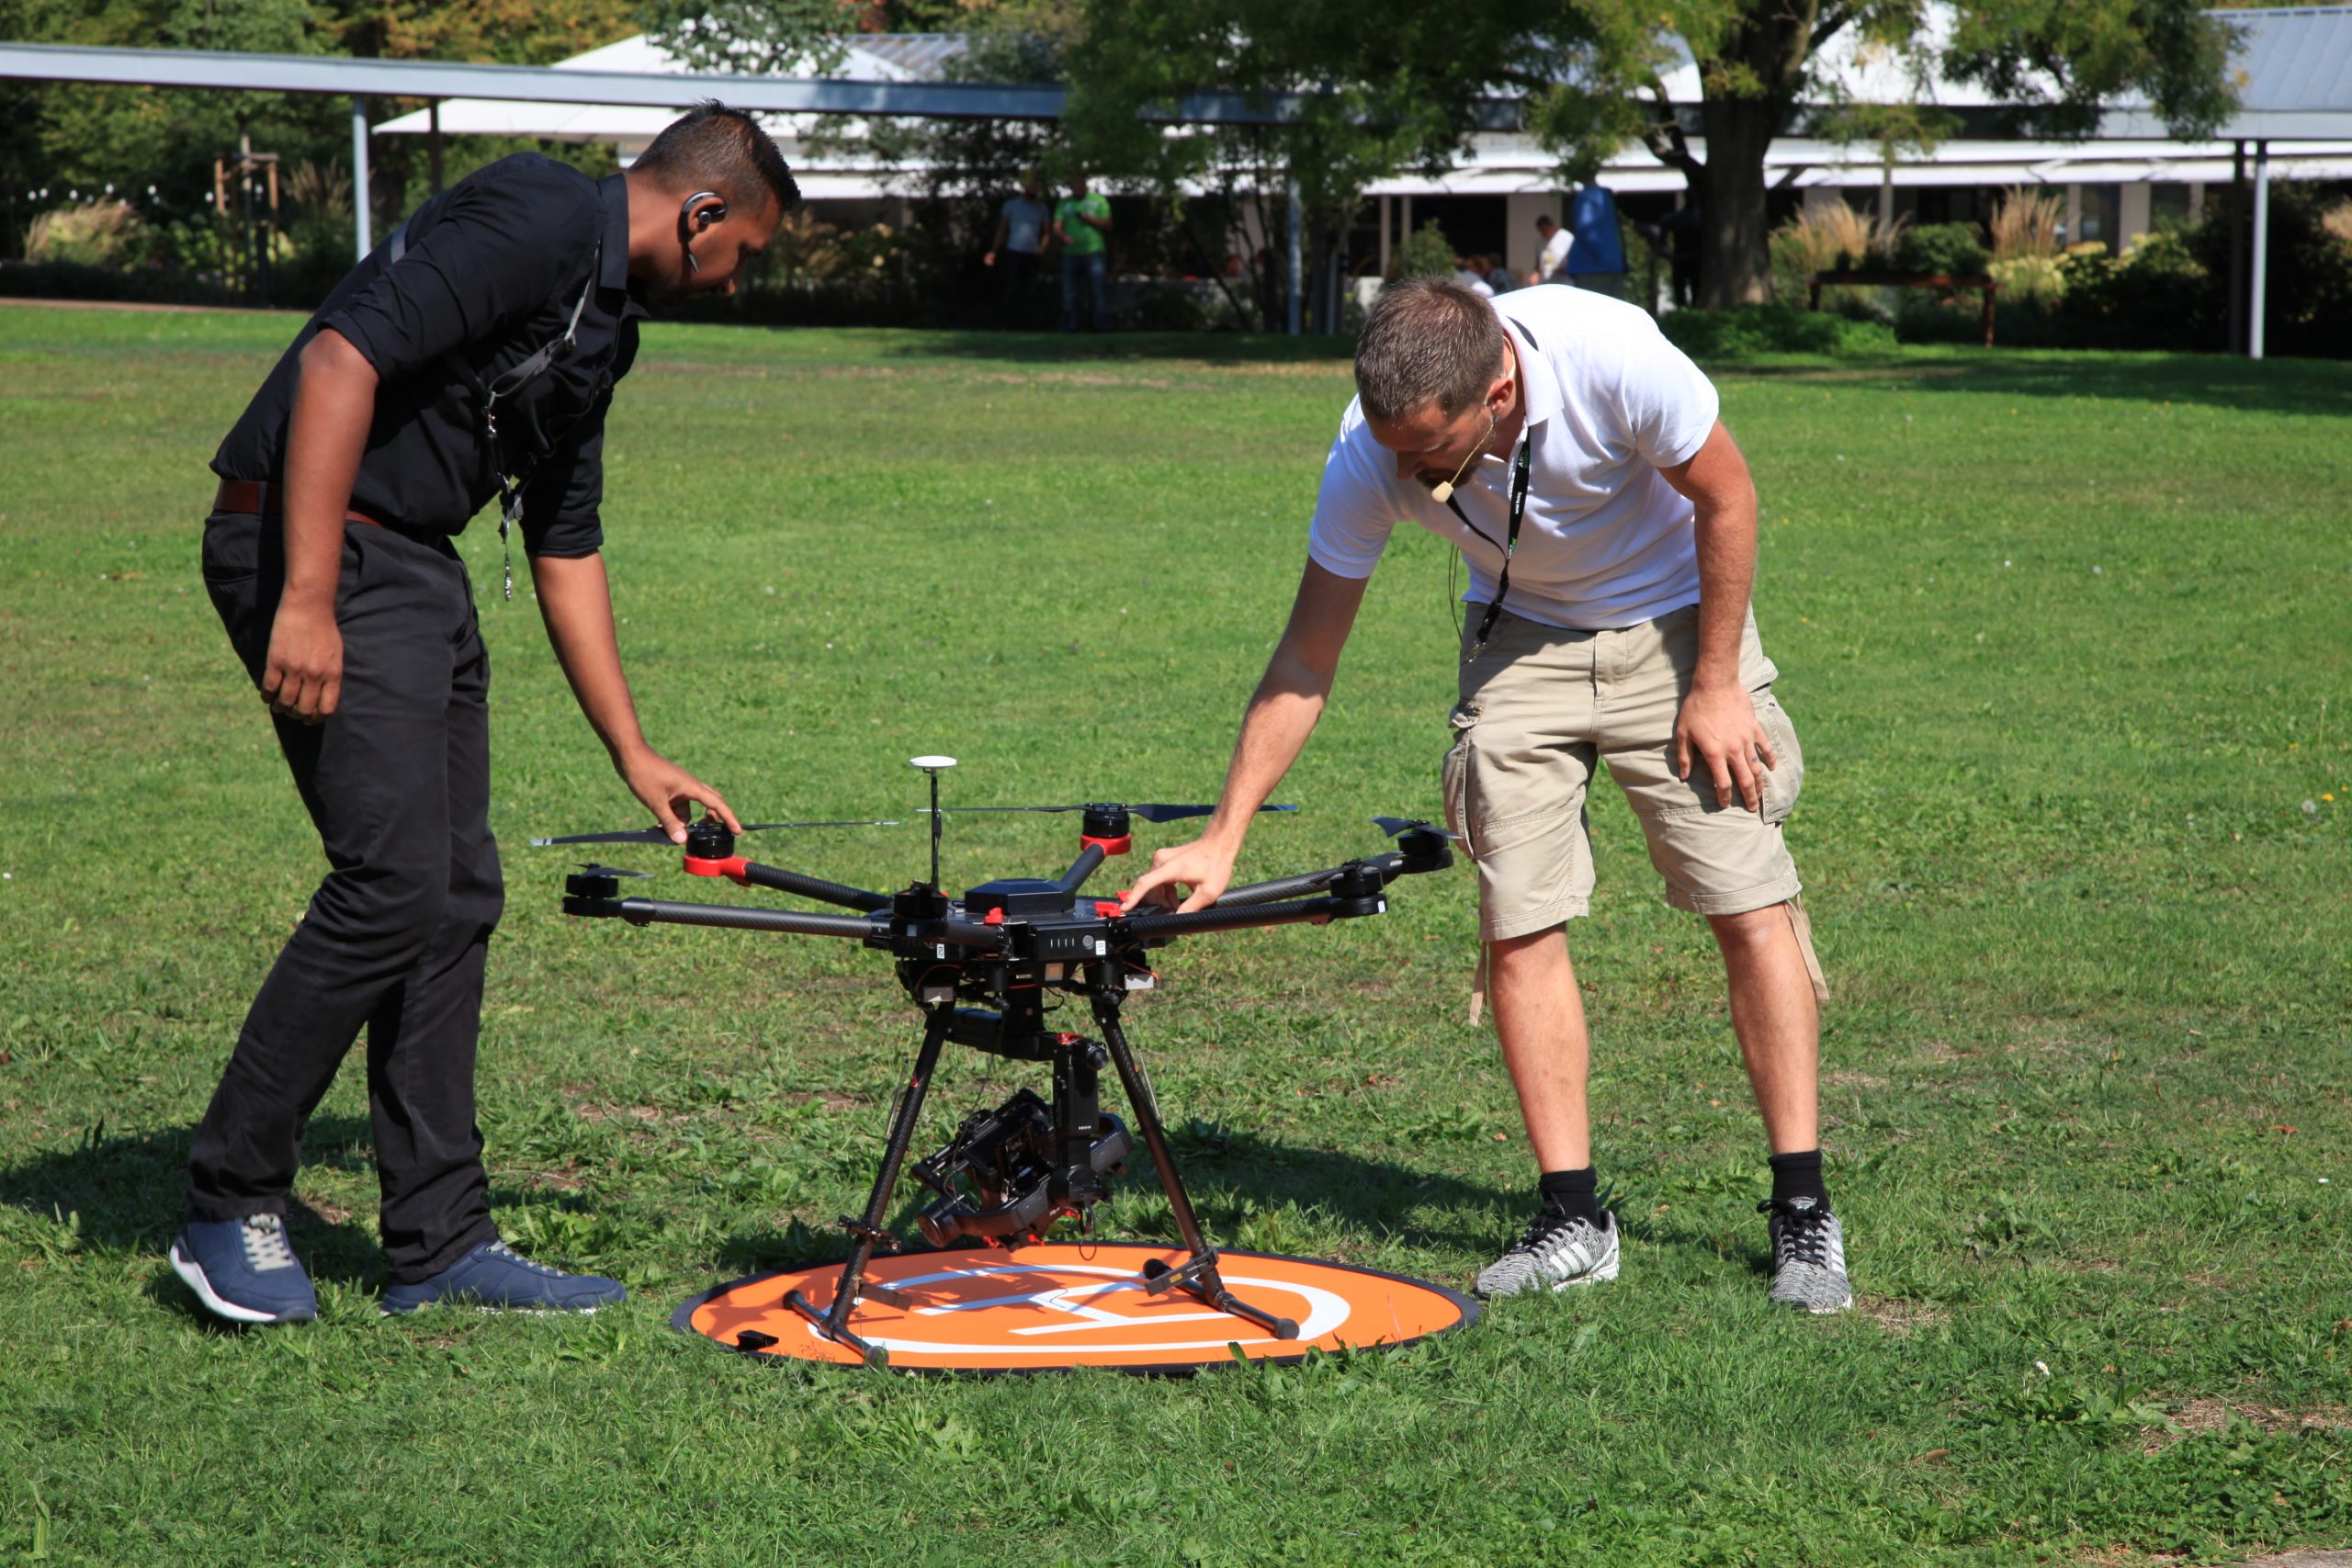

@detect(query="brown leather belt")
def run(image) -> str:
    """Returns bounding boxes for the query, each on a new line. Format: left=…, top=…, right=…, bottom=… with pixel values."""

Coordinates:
left=214, top=479, right=391, bottom=531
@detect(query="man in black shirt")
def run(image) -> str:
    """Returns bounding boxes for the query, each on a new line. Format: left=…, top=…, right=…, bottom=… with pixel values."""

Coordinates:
left=175, top=105, right=795, bottom=1325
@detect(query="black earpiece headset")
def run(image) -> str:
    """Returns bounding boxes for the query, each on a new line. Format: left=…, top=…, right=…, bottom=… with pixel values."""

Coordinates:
left=679, top=189, right=727, bottom=273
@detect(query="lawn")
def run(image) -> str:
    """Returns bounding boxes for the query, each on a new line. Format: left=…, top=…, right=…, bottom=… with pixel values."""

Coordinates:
left=0, top=303, right=2346, bottom=1566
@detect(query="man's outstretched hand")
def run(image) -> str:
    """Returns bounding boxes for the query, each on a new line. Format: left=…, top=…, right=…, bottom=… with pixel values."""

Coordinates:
left=616, top=748, right=741, bottom=845
left=1119, top=836, right=1240, bottom=914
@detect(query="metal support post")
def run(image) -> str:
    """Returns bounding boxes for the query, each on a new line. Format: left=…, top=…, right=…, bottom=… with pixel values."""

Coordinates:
left=2249, top=141, right=2270, bottom=362
left=2228, top=141, right=2245, bottom=355
left=350, top=96, right=371, bottom=260
left=1285, top=175, right=1302, bottom=337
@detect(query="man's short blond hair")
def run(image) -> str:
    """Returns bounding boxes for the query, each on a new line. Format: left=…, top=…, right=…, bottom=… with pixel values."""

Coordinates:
left=1354, top=279, right=1505, bottom=423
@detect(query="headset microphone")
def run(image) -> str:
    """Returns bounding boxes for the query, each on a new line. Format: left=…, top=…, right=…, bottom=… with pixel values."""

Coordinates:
left=1430, top=411, right=1498, bottom=504
left=679, top=189, right=727, bottom=274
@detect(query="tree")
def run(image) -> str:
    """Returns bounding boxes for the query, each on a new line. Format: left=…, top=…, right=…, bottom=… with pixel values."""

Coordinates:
left=1519, top=0, right=2240, bottom=309
left=637, top=0, right=855, bottom=76
left=1059, top=0, right=1538, bottom=331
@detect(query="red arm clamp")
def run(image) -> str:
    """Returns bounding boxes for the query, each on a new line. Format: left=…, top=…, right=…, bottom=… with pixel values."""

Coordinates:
left=684, top=854, right=752, bottom=886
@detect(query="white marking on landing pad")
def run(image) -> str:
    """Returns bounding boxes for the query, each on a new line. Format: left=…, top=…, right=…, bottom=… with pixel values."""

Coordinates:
left=803, top=1262, right=1355, bottom=1356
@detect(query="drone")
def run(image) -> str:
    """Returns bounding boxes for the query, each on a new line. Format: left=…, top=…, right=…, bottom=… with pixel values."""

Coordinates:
left=548, top=757, right=1455, bottom=1365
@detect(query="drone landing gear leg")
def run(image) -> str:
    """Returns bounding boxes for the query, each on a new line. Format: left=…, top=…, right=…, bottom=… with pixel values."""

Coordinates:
left=1091, top=1002, right=1300, bottom=1342
left=785, top=1006, right=952, bottom=1367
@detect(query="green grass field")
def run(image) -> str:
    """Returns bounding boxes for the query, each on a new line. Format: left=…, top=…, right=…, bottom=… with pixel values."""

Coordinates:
left=1, top=303, right=2347, bottom=1566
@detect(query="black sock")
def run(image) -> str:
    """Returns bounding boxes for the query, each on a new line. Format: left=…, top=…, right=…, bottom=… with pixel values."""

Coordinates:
left=1537, top=1167, right=1600, bottom=1225
left=1767, top=1148, right=1829, bottom=1210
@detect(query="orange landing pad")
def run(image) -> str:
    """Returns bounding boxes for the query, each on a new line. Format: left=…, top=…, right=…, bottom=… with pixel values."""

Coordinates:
left=673, top=1244, right=1479, bottom=1373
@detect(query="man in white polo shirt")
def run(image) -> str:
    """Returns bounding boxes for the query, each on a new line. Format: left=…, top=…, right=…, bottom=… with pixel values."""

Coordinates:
left=1123, top=278, right=1850, bottom=1314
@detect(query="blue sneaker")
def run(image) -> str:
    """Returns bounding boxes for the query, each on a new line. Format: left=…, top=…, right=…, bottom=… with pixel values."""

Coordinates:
left=170, top=1214, right=319, bottom=1325
left=380, top=1240, right=626, bottom=1316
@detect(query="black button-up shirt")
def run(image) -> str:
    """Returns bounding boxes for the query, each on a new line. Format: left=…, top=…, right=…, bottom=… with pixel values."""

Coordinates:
left=213, top=153, right=648, bottom=558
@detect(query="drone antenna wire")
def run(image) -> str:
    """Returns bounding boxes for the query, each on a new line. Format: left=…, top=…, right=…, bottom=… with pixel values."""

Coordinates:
left=910, top=755, right=956, bottom=891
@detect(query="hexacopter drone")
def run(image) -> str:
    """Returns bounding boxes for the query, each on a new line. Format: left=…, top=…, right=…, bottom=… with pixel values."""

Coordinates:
left=545, top=758, right=1457, bottom=1368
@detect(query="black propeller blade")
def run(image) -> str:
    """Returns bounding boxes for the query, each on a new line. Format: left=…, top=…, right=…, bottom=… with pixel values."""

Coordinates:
left=1373, top=815, right=1464, bottom=843
left=530, top=817, right=898, bottom=848
left=922, top=802, right=1297, bottom=823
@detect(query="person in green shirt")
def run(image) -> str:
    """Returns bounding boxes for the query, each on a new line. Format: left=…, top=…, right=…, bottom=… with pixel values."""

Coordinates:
left=1052, top=174, right=1113, bottom=333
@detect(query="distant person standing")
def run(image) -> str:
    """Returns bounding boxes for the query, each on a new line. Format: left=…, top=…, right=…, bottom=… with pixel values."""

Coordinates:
left=1053, top=174, right=1113, bottom=333
left=1530, top=214, right=1571, bottom=286
left=1566, top=183, right=1628, bottom=299
left=1484, top=254, right=1517, bottom=295
left=1453, top=257, right=1496, bottom=299
left=984, top=173, right=1048, bottom=328
left=1657, top=202, right=1702, bottom=309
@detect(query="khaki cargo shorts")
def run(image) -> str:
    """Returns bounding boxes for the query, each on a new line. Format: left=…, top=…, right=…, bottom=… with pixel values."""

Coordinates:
left=1441, top=603, right=1824, bottom=993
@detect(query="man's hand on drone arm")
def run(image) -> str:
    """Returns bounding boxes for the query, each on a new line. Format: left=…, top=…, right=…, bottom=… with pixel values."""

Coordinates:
left=1657, top=420, right=1774, bottom=813
left=531, top=550, right=742, bottom=845
left=1121, top=562, right=1369, bottom=914
left=263, top=329, right=379, bottom=724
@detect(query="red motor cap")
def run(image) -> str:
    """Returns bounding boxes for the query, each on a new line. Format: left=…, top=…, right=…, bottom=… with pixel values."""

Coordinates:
left=684, top=854, right=752, bottom=885
left=982, top=908, right=1006, bottom=925
left=1080, top=834, right=1133, bottom=857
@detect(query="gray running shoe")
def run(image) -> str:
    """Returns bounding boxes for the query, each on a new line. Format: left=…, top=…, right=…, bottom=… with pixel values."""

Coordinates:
left=1759, top=1197, right=1852, bottom=1313
left=1474, top=1207, right=1620, bottom=1299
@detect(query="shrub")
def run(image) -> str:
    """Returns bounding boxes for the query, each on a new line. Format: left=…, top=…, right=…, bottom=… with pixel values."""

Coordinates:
left=1660, top=301, right=1898, bottom=358
left=25, top=200, right=149, bottom=268
left=1988, top=254, right=2066, bottom=304
left=1989, top=187, right=2063, bottom=259
left=1388, top=219, right=1454, bottom=283
left=2189, top=182, right=2352, bottom=358
left=1895, top=221, right=1989, bottom=277
left=2324, top=198, right=2352, bottom=250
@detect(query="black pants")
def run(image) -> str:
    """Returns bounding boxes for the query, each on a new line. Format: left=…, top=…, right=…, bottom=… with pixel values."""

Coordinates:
left=189, top=509, right=502, bottom=1284
left=999, top=248, right=1040, bottom=326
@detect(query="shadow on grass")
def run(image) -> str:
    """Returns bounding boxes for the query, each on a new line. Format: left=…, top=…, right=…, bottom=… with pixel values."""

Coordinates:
left=0, top=1116, right=389, bottom=1283
left=701, top=1124, right=1520, bottom=1280
left=0, top=1116, right=602, bottom=1295
left=1713, top=347, right=2352, bottom=418
left=709, top=321, right=1359, bottom=367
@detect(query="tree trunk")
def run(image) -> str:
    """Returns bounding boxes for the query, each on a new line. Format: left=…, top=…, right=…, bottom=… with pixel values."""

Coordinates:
left=1694, top=98, right=1778, bottom=309
left=1690, top=0, right=1819, bottom=310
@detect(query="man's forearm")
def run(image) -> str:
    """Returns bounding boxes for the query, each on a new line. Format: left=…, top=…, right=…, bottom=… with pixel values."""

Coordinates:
left=530, top=551, right=651, bottom=762
left=279, top=331, right=378, bottom=612
left=1203, top=658, right=1330, bottom=849
left=1689, top=496, right=1758, bottom=690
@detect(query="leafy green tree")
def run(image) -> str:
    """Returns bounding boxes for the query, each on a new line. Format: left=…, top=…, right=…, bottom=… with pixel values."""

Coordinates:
left=637, top=0, right=854, bottom=76
left=342, top=0, right=641, bottom=66
left=1059, top=0, right=1541, bottom=330
left=1519, top=0, right=2240, bottom=308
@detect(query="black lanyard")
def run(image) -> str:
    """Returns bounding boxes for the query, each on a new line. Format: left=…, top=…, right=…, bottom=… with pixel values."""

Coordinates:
left=1444, top=436, right=1532, bottom=660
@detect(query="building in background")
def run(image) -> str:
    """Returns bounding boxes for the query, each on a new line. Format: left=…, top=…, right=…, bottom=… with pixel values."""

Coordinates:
left=377, top=17, right=2352, bottom=290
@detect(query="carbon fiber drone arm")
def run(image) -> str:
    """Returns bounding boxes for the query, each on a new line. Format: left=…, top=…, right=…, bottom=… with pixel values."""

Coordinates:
left=732, top=862, right=893, bottom=912
left=1211, top=842, right=1441, bottom=908
left=564, top=890, right=1007, bottom=952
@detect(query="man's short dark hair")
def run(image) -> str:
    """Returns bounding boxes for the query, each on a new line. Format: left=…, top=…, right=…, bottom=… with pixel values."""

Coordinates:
left=634, top=101, right=800, bottom=215
left=1354, top=279, right=1506, bottom=423
left=1535, top=214, right=1556, bottom=228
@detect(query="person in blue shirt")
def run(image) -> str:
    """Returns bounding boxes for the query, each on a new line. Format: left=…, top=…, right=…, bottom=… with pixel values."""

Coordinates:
left=985, top=172, right=1049, bottom=328
left=1566, top=183, right=1628, bottom=299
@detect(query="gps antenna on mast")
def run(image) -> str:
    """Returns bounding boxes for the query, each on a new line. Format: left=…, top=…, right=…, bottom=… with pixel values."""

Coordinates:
left=910, top=755, right=956, bottom=889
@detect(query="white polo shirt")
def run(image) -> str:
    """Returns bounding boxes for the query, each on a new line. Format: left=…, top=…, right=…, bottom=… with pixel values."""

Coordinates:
left=1306, top=285, right=1719, bottom=631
